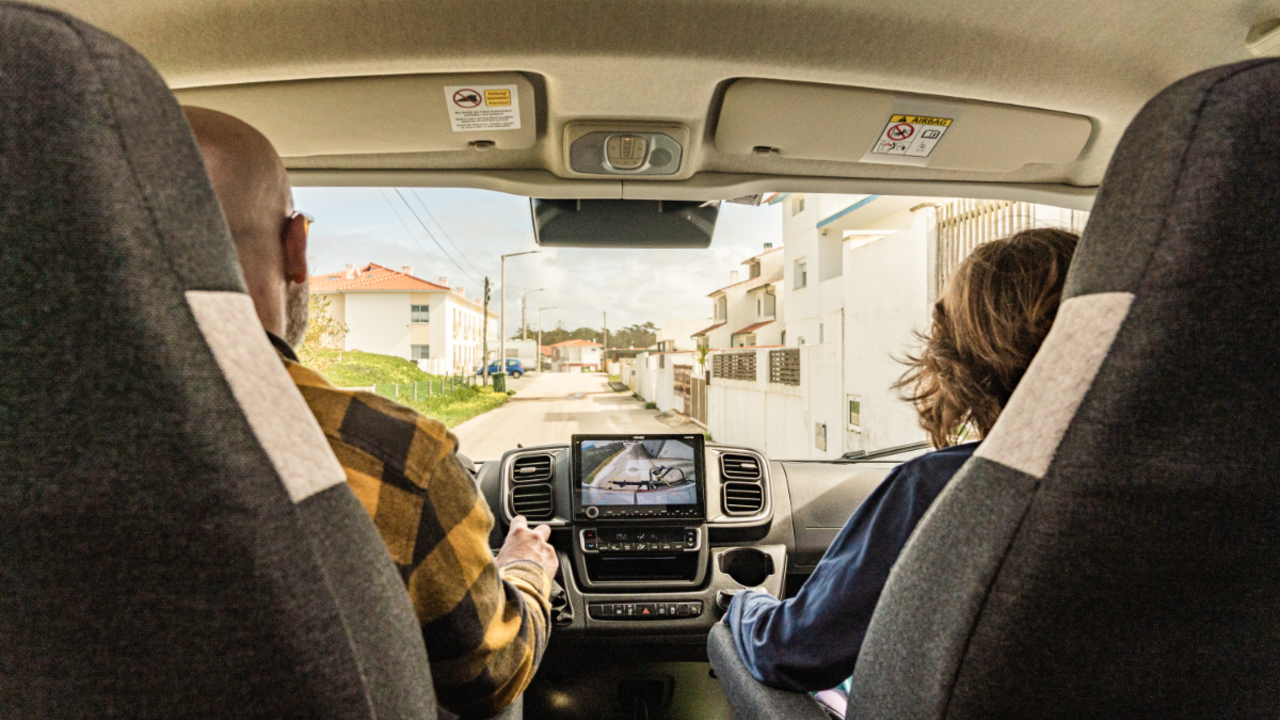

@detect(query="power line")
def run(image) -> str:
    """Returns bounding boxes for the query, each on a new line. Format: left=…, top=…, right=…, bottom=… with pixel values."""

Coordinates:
left=392, top=188, right=481, bottom=286
left=410, top=190, right=488, bottom=279
left=378, top=189, right=443, bottom=279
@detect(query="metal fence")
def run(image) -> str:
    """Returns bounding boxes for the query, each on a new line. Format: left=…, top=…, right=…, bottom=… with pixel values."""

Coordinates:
left=769, top=348, right=801, bottom=386
left=935, top=200, right=1090, bottom=291
left=350, top=374, right=479, bottom=403
left=713, top=351, right=757, bottom=382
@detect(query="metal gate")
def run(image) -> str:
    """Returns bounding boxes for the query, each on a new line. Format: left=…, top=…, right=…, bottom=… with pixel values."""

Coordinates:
left=674, top=365, right=692, bottom=416
left=691, top=375, right=707, bottom=425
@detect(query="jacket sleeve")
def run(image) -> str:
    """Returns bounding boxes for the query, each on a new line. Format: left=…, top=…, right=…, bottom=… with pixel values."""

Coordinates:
left=284, top=364, right=553, bottom=718
left=726, top=463, right=927, bottom=692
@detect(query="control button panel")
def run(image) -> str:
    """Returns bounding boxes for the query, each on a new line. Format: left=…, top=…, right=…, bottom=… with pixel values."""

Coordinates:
left=577, top=507, right=701, bottom=520
left=579, top=527, right=701, bottom=555
left=589, top=601, right=703, bottom=620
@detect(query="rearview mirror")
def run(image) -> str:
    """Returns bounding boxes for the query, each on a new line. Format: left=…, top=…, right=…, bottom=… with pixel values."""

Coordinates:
left=530, top=199, right=719, bottom=248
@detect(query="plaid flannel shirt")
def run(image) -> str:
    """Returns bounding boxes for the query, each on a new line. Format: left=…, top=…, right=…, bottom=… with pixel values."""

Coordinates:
left=269, top=335, right=552, bottom=717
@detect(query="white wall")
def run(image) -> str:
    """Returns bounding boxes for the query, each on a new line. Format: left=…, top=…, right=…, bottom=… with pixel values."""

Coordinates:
left=344, top=293, right=411, bottom=358
left=843, top=213, right=931, bottom=452
left=704, top=346, right=845, bottom=460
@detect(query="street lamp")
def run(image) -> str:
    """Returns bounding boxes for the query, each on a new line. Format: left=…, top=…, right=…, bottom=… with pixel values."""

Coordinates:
left=500, top=251, right=540, bottom=380
left=537, top=307, right=557, bottom=373
left=521, top=288, right=545, bottom=340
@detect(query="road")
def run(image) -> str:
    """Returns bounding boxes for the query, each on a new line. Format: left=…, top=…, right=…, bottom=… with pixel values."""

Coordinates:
left=453, top=373, right=692, bottom=462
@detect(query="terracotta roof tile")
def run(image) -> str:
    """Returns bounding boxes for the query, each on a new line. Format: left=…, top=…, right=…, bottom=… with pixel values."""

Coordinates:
left=309, top=263, right=451, bottom=292
left=550, top=339, right=603, bottom=347
left=692, top=321, right=726, bottom=336
left=731, top=320, right=774, bottom=335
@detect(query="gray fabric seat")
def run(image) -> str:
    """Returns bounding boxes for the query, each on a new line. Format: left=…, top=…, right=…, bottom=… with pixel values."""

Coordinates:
left=712, top=57, right=1280, bottom=719
left=0, top=3, right=436, bottom=717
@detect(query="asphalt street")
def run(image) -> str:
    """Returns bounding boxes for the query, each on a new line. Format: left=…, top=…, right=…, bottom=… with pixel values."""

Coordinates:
left=453, top=373, right=678, bottom=462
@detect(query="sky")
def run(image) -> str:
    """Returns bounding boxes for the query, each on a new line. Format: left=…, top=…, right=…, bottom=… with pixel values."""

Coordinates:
left=293, top=187, right=783, bottom=333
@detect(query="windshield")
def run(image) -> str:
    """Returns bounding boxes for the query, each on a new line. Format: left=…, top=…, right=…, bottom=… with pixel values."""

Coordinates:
left=295, top=188, right=1088, bottom=462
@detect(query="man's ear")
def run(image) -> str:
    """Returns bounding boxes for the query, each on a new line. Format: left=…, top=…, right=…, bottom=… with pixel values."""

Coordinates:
left=282, top=214, right=309, bottom=285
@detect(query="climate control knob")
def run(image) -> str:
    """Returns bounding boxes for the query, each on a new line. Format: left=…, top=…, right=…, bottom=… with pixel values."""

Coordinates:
left=585, top=506, right=599, bottom=519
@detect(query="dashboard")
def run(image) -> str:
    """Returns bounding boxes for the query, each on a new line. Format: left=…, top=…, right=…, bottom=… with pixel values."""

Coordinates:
left=474, top=434, right=911, bottom=642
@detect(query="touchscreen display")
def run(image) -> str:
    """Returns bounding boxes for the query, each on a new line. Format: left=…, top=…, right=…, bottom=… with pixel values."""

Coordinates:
left=573, top=434, right=704, bottom=517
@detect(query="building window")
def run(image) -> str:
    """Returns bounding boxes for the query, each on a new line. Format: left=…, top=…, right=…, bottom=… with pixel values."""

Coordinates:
left=411, top=304, right=429, bottom=323
left=412, top=345, right=430, bottom=360
left=715, top=295, right=727, bottom=321
left=792, top=196, right=805, bottom=215
left=819, top=323, right=824, bottom=344
left=848, top=395, right=862, bottom=431
left=757, top=298, right=762, bottom=317
left=795, top=259, right=808, bottom=289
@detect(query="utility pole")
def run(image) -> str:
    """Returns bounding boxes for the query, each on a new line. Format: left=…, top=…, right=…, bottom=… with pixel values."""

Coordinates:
left=602, top=311, right=608, bottom=373
left=482, top=277, right=491, bottom=387
left=500, top=251, right=539, bottom=383
left=538, top=307, right=556, bottom=373
left=521, top=288, right=544, bottom=340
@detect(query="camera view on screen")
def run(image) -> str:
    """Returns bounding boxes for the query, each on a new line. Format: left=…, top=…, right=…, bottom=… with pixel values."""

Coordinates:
left=578, top=437, right=699, bottom=506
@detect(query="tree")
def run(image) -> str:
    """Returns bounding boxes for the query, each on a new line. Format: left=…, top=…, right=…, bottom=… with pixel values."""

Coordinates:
left=299, top=294, right=348, bottom=367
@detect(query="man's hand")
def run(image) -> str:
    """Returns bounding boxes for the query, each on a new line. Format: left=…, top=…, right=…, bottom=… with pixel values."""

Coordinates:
left=495, top=515, right=559, bottom=579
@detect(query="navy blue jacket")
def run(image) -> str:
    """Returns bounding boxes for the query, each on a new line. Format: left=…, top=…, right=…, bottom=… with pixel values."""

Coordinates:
left=726, top=442, right=979, bottom=692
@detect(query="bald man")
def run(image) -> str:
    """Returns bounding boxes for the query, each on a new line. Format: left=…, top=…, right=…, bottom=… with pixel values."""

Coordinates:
left=183, top=107, right=556, bottom=718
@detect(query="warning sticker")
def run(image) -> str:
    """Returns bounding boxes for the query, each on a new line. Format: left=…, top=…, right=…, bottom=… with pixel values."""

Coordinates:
left=871, top=114, right=953, bottom=158
left=443, top=84, right=521, bottom=132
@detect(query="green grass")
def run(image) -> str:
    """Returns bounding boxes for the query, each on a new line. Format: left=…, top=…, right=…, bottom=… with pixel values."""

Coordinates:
left=397, top=387, right=510, bottom=428
left=307, top=349, right=507, bottom=428
left=308, top=349, right=436, bottom=387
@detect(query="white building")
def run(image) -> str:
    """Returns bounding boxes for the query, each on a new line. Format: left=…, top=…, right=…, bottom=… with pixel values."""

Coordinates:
left=500, top=339, right=539, bottom=367
left=549, top=339, right=603, bottom=372
left=695, top=194, right=1089, bottom=459
left=656, top=318, right=712, bottom=352
left=693, top=245, right=785, bottom=350
left=310, top=263, right=497, bottom=374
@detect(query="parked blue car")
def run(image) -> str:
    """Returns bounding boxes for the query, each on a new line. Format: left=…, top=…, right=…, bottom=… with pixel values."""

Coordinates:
left=477, top=358, right=525, bottom=378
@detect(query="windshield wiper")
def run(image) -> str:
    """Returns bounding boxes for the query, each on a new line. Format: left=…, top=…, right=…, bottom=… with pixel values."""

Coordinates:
left=837, top=441, right=932, bottom=463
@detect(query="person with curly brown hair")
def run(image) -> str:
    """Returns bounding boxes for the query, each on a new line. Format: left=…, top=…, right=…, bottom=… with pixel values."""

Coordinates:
left=725, top=227, right=1079, bottom=713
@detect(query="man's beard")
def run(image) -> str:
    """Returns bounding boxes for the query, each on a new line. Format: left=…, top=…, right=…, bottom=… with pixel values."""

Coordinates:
left=284, top=283, right=309, bottom=348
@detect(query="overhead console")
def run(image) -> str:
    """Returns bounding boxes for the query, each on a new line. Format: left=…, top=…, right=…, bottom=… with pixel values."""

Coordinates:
left=714, top=78, right=1093, bottom=174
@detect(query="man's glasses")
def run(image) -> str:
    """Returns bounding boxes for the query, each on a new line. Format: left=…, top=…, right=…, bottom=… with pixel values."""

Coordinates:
left=293, top=211, right=314, bottom=234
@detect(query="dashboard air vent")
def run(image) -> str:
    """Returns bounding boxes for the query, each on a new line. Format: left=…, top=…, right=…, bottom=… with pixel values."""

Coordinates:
left=511, top=484, right=554, bottom=520
left=723, top=483, right=765, bottom=515
left=720, top=452, right=765, bottom=516
left=720, top=453, right=763, bottom=481
left=511, top=454, right=554, bottom=483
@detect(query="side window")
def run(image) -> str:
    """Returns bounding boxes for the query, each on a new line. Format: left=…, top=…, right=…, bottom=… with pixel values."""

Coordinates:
left=411, top=345, right=430, bottom=360
left=847, top=395, right=862, bottom=431
left=792, top=196, right=805, bottom=215
left=794, top=259, right=808, bottom=289
left=411, top=304, right=429, bottom=323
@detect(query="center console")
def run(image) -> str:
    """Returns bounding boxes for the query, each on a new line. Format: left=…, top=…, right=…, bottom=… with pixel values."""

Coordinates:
left=570, top=434, right=710, bottom=593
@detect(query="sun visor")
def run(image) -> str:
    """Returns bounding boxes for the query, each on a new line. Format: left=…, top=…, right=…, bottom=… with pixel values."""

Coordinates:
left=175, top=72, right=536, bottom=157
left=714, top=79, right=1092, bottom=174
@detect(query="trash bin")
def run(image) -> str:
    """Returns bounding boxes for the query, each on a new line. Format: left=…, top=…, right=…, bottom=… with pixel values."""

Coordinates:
left=491, top=372, right=508, bottom=393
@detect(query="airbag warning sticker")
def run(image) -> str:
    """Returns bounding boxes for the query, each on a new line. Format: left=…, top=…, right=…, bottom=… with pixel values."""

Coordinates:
left=444, top=85, right=521, bottom=132
left=872, top=115, right=952, bottom=158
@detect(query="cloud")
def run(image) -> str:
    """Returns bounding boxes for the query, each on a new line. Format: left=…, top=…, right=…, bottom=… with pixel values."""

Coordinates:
left=295, top=187, right=782, bottom=329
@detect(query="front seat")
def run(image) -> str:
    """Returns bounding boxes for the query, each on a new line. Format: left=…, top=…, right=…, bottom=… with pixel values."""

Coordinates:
left=0, top=4, right=436, bottom=717
left=710, top=57, right=1280, bottom=719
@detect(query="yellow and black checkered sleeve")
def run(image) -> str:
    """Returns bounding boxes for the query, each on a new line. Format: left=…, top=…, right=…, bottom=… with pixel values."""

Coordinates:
left=284, top=360, right=552, bottom=717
